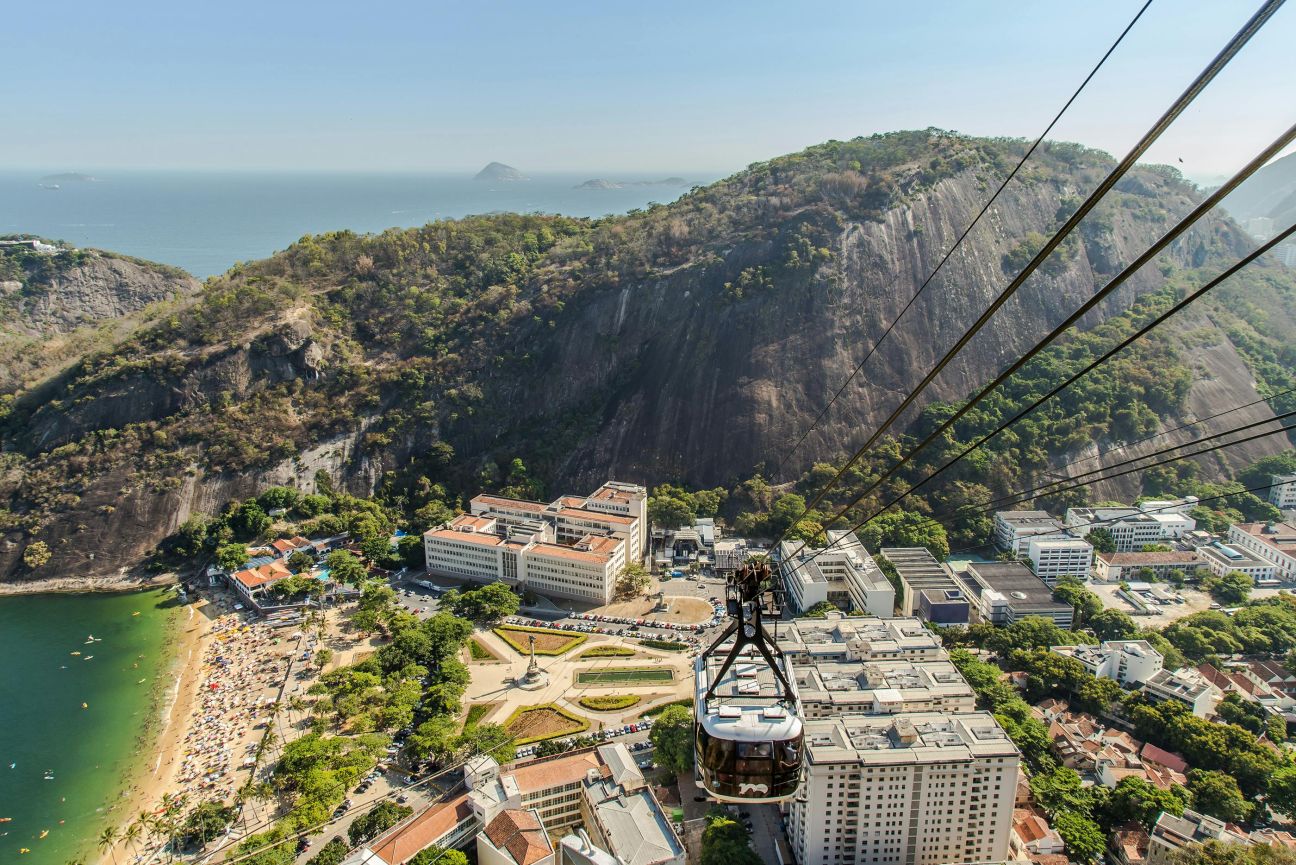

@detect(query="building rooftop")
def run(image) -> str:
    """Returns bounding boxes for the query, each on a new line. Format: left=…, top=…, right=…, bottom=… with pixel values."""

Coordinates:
left=1151, top=809, right=1251, bottom=849
left=584, top=778, right=684, bottom=865
left=558, top=507, right=636, bottom=526
left=473, top=494, right=550, bottom=513
left=505, top=749, right=606, bottom=795
left=803, top=711, right=1018, bottom=765
left=1143, top=668, right=1217, bottom=701
left=778, top=614, right=944, bottom=659
left=1096, top=551, right=1203, bottom=565
left=793, top=658, right=974, bottom=709
left=232, top=560, right=292, bottom=589
left=366, top=792, right=473, bottom=865
left=964, top=561, right=1068, bottom=613
left=484, top=808, right=552, bottom=865
left=996, top=510, right=1056, bottom=523
left=881, top=547, right=968, bottom=596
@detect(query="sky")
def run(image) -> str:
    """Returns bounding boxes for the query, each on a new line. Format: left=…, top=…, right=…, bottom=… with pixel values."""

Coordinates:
left=2, top=0, right=1292, bottom=179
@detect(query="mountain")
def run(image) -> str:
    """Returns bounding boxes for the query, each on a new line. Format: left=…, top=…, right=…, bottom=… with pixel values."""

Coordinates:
left=1225, top=151, right=1296, bottom=230
left=1, top=130, right=1293, bottom=584
left=0, top=239, right=200, bottom=392
left=474, top=162, right=527, bottom=182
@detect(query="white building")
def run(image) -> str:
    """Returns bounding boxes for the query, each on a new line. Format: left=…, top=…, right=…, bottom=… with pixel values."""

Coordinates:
left=961, top=561, right=1074, bottom=628
left=423, top=482, right=646, bottom=604
left=1228, top=522, right=1296, bottom=581
left=993, top=510, right=1067, bottom=555
left=785, top=713, right=1019, bottom=865
left=793, top=658, right=977, bottom=718
left=1091, top=550, right=1204, bottom=582
left=1065, top=507, right=1170, bottom=552
left=1050, top=640, right=1164, bottom=686
left=778, top=530, right=895, bottom=616
left=1025, top=537, right=1093, bottom=585
left=1198, top=542, right=1277, bottom=583
left=1147, top=809, right=1253, bottom=865
left=1270, top=475, right=1296, bottom=509
left=778, top=613, right=947, bottom=666
left=1141, top=668, right=1222, bottom=718
left=881, top=547, right=972, bottom=626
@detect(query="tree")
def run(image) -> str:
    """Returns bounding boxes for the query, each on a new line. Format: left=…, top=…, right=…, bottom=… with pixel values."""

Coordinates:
left=173, top=516, right=212, bottom=558
left=313, top=648, right=333, bottom=670
left=802, top=601, right=837, bottom=618
left=1089, top=608, right=1139, bottom=641
left=1100, top=775, right=1187, bottom=832
left=1087, top=528, right=1117, bottom=554
left=699, top=812, right=762, bottom=865
left=1169, top=840, right=1296, bottom=865
left=1204, top=571, right=1253, bottom=605
left=409, top=849, right=468, bottom=865
left=257, top=486, right=301, bottom=512
left=408, top=714, right=460, bottom=762
left=396, top=535, right=425, bottom=569
left=97, top=826, right=120, bottom=864
left=615, top=563, right=651, bottom=599
left=286, top=551, right=314, bottom=574
left=1054, top=812, right=1105, bottom=863
left=306, top=839, right=349, bottom=865
left=1265, top=765, right=1296, bottom=819
left=1053, top=580, right=1102, bottom=627
left=179, top=801, right=237, bottom=848
left=348, top=801, right=413, bottom=845
left=442, top=583, right=519, bottom=623
left=1186, top=769, right=1252, bottom=823
left=215, top=542, right=249, bottom=572
left=649, top=488, right=696, bottom=530
left=227, top=501, right=272, bottom=540
left=22, top=540, right=51, bottom=569
left=457, top=722, right=516, bottom=764
left=325, top=549, right=368, bottom=586
left=856, top=509, right=950, bottom=559
left=649, top=704, right=694, bottom=773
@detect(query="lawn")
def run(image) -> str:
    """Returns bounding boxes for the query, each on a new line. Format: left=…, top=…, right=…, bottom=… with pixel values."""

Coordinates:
left=468, top=638, right=501, bottom=661
left=641, top=698, right=693, bottom=718
left=462, top=703, right=495, bottom=731
left=575, top=667, right=675, bottom=686
left=504, top=704, right=590, bottom=744
left=578, top=645, right=636, bottom=659
left=637, top=638, right=689, bottom=652
left=578, top=694, right=641, bottom=712
left=493, top=625, right=587, bottom=656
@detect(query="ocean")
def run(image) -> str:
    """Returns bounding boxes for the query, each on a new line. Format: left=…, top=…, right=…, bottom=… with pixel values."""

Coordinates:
left=0, top=590, right=181, bottom=865
left=0, top=170, right=711, bottom=278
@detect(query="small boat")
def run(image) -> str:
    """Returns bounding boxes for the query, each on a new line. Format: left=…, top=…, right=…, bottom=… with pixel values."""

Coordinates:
left=83, top=655, right=93, bottom=661
left=132, top=611, right=141, bottom=616
left=137, top=679, right=146, bottom=684
left=39, top=830, right=48, bottom=839
left=85, top=636, right=95, bottom=644
left=70, top=652, right=80, bottom=656
left=81, top=703, right=88, bottom=709
left=0, top=816, right=10, bottom=821
left=19, top=847, right=29, bottom=853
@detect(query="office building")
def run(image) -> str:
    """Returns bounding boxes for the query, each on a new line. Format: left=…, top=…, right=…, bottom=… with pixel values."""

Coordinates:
left=1147, top=810, right=1252, bottom=865
left=993, top=511, right=1067, bottom=555
left=785, top=713, right=1020, bottom=865
left=882, top=547, right=971, bottom=625
left=778, top=613, right=947, bottom=665
left=793, top=658, right=976, bottom=718
left=1026, top=537, right=1094, bottom=585
left=1065, top=507, right=1194, bottom=551
left=423, top=482, right=646, bottom=604
left=778, top=530, right=895, bottom=616
left=1197, top=542, right=1276, bottom=583
left=1092, top=550, right=1203, bottom=583
left=1050, top=640, right=1164, bottom=686
left=1141, top=668, right=1221, bottom=718
left=1228, top=522, right=1296, bottom=580
left=961, top=562, right=1074, bottom=628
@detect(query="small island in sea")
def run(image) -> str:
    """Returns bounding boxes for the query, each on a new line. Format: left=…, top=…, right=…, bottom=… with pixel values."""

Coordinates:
left=574, top=176, right=688, bottom=190
left=474, top=161, right=527, bottom=182
left=40, top=172, right=99, bottom=183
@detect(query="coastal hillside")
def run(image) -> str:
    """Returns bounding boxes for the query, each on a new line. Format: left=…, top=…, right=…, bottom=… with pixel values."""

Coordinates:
left=1, top=130, right=1294, bottom=583
left=0, top=239, right=200, bottom=392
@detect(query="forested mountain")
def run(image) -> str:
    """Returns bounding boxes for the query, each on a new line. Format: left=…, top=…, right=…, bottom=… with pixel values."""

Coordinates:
left=3, top=130, right=1294, bottom=583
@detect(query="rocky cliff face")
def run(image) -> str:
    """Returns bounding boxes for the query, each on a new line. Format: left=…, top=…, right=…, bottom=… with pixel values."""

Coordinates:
left=0, top=132, right=1290, bottom=583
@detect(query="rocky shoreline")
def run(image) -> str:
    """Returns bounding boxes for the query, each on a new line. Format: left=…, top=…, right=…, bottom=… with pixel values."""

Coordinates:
left=0, top=572, right=178, bottom=595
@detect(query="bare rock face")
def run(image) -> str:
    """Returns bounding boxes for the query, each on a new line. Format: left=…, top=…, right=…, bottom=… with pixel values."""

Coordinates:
left=4, top=251, right=199, bottom=337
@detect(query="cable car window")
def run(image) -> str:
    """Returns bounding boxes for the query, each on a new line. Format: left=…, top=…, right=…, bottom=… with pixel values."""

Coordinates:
left=738, top=742, right=772, bottom=759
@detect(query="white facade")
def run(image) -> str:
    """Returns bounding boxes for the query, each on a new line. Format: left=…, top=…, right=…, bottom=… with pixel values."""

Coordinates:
left=1198, top=543, right=1277, bottom=582
left=1065, top=507, right=1168, bottom=552
left=1141, top=668, right=1221, bottom=718
left=1026, top=537, right=1093, bottom=585
left=1270, top=475, right=1296, bottom=509
left=1051, top=640, right=1164, bottom=686
left=993, top=511, right=1067, bottom=555
left=422, top=482, right=645, bottom=604
left=779, top=531, right=895, bottom=616
left=1228, top=522, right=1296, bottom=581
left=786, top=713, right=1018, bottom=865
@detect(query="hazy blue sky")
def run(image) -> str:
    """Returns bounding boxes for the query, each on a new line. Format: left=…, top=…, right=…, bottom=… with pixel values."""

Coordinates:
left=2, top=1, right=1291, bottom=179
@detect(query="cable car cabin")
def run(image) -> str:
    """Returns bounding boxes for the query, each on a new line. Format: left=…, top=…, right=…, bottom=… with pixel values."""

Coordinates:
left=694, top=645, right=804, bottom=803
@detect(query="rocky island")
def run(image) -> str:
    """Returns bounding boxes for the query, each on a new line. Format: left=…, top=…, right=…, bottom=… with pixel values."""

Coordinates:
left=474, top=161, right=527, bottom=182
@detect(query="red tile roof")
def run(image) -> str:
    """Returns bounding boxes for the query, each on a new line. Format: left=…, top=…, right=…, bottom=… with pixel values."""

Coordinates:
left=557, top=507, right=634, bottom=525
left=369, top=793, right=473, bottom=865
left=232, top=560, right=292, bottom=589
left=484, top=809, right=551, bottom=865
left=1139, top=742, right=1189, bottom=775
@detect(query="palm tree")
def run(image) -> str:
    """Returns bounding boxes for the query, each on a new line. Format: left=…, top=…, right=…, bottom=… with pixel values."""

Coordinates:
left=97, top=825, right=120, bottom=864
left=122, top=821, right=142, bottom=857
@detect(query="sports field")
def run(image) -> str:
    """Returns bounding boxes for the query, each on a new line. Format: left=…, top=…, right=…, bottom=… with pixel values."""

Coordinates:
left=575, top=667, right=675, bottom=685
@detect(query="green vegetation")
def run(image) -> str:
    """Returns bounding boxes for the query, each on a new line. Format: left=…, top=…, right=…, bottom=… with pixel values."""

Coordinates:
left=493, top=624, right=586, bottom=655
left=649, top=704, right=695, bottom=774
left=1201, top=570, right=1253, bottom=605
left=1161, top=596, right=1296, bottom=663
left=462, top=703, right=492, bottom=730
left=348, top=801, right=413, bottom=846
left=1169, top=841, right=1296, bottom=865
left=578, top=645, right=636, bottom=658
left=576, top=667, right=674, bottom=685
left=641, top=698, right=693, bottom=718
left=306, top=838, right=350, bottom=865
left=578, top=694, right=641, bottom=711
left=648, top=483, right=727, bottom=529
left=615, top=562, right=652, bottom=599
left=699, top=808, right=761, bottom=865
left=637, top=638, right=689, bottom=651
left=503, top=703, right=590, bottom=744
left=440, top=583, right=520, bottom=623
left=178, top=800, right=237, bottom=849
left=467, top=638, right=499, bottom=661
left=801, top=600, right=838, bottom=618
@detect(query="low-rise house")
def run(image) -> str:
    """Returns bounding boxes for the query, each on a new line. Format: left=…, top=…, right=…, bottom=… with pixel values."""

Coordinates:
left=1147, top=809, right=1252, bottom=865
left=1012, top=809, right=1066, bottom=858
left=1110, top=823, right=1150, bottom=865
left=1099, top=762, right=1187, bottom=792
left=269, top=536, right=314, bottom=558
left=479, top=808, right=555, bottom=865
left=1198, top=663, right=1288, bottom=709
left=1036, top=705, right=1143, bottom=775
left=1247, top=659, right=1296, bottom=698
left=1139, top=742, right=1190, bottom=777
left=1092, top=551, right=1203, bottom=583
left=1142, top=668, right=1222, bottom=718
left=229, top=560, right=294, bottom=607
left=1051, top=640, right=1164, bottom=686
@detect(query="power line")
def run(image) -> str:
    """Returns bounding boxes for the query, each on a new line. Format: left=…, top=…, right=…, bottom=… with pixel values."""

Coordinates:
left=770, top=0, right=1155, bottom=482
left=785, top=125, right=1296, bottom=561
left=824, top=214, right=1296, bottom=534
left=770, top=0, right=1284, bottom=554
